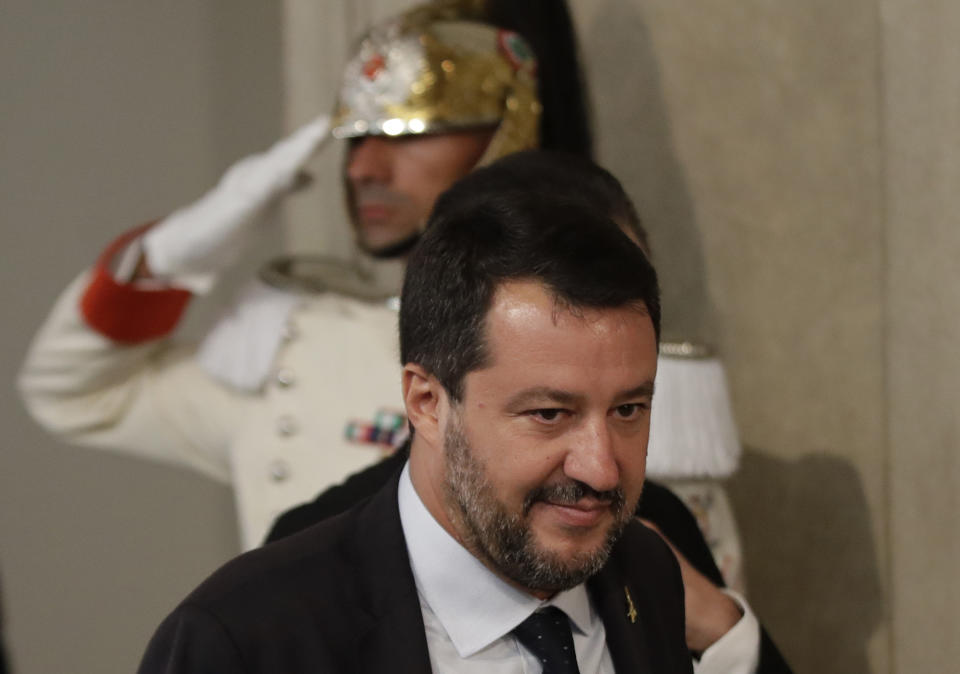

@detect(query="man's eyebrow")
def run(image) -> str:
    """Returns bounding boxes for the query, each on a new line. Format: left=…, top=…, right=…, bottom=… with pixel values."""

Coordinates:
left=505, top=387, right=582, bottom=408
left=504, top=381, right=656, bottom=409
left=616, top=382, right=656, bottom=402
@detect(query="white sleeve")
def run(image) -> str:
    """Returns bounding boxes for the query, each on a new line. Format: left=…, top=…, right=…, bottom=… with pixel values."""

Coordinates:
left=693, top=590, right=761, bottom=674
left=18, top=272, right=243, bottom=482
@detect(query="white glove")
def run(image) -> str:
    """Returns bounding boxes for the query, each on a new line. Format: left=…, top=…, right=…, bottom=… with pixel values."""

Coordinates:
left=143, top=115, right=330, bottom=293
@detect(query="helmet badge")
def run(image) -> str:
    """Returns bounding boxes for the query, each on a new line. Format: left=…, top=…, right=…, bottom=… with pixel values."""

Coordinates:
left=362, top=53, right=387, bottom=81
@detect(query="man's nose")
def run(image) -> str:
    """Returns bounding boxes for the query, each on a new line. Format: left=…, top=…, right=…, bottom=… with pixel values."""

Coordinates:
left=563, top=418, right=620, bottom=494
left=346, top=136, right=392, bottom=184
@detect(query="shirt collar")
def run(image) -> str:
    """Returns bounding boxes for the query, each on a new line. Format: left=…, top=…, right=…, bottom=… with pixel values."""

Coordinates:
left=397, top=462, right=596, bottom=657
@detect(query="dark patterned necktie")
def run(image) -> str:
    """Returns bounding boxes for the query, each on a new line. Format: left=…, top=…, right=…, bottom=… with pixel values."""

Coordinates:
left=512, top=606, right=582, bottom=674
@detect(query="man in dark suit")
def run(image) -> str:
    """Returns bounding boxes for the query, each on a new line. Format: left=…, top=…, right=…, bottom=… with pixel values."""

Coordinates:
left=264, top=153, right=792, bottom=673
left=139, top=154, right=695, bottom=672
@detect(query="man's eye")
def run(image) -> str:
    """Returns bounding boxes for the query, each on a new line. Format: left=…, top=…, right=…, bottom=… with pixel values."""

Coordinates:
left=529, top=409, right=565, bottom=423
left=613, top=403, right=646, bottom=420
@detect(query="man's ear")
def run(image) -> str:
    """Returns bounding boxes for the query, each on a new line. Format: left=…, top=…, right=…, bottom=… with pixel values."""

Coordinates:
left=402, top=363, right=446, bottom=448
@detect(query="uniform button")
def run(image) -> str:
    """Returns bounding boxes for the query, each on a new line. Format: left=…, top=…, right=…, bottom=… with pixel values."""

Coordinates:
left=275, top=368, right=296, bottom=388
left=276, top=415, right=299, bottom=437
left=268, top=459, right=290, bottom=482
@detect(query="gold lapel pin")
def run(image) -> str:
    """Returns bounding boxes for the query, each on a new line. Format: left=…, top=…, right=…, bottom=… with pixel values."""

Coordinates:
left=624, top=586, right=638, bottom=624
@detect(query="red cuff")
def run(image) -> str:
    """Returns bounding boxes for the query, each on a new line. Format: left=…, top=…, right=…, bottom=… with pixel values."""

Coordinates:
left=80, top=222, right=192, bottom=343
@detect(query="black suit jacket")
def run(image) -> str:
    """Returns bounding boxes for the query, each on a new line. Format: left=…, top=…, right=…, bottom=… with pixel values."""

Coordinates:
left=139, top=471, right=692, bottom=673
left=267, top=449, right=792, bottom=673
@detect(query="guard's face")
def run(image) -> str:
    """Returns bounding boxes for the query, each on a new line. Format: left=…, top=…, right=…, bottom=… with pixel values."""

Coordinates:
left=441, top=280, right=658, bottom=595
left=344, top=129, right=492, bottom=255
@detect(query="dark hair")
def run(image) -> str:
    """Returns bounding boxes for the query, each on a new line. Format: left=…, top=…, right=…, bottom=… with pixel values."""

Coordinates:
left=458, top=150, right=649, bottom=253
left=400, top=155, right=660, bottom=401
left=485, top=0, right=593, bottom=158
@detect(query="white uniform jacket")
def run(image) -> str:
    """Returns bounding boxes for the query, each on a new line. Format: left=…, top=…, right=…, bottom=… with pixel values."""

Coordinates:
left=19, top=232, right=404, bottom=549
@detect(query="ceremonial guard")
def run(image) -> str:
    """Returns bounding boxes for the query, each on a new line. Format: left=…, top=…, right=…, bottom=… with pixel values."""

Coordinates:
left=18, top=0, right=587, bottom=549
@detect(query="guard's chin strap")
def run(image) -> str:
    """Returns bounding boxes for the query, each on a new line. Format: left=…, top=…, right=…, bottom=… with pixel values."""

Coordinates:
left=362, top=230, right=423, bottom=259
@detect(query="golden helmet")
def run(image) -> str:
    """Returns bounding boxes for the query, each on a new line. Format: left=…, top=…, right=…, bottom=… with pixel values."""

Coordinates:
left=331, top=2, right=542, bottom=165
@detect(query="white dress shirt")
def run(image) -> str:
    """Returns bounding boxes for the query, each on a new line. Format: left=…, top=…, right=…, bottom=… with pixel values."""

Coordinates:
left=397, top=463, right=760, bottom=673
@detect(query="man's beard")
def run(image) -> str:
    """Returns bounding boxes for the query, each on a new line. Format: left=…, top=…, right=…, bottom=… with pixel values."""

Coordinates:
left=442, top=413, right=633, bottom=594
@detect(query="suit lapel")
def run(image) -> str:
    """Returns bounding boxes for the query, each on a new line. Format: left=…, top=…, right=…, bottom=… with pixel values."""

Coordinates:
left=589, top=559, right=652, bottom=674
left=349, top=472, right=434, bottom=674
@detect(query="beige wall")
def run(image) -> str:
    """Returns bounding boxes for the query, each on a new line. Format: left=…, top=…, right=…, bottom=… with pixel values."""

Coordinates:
left=882, top=1, right=960, bottom=669
left=0, top=2, right=281, bottom=672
